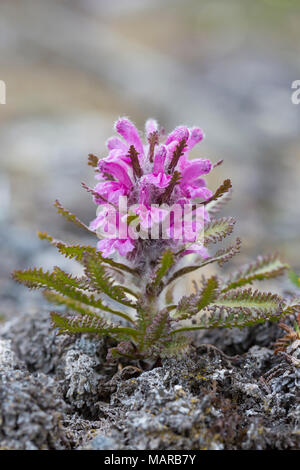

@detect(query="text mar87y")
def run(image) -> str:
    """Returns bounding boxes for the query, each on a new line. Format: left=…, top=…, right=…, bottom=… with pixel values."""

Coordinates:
left=104, top=454, right=197, bottom=467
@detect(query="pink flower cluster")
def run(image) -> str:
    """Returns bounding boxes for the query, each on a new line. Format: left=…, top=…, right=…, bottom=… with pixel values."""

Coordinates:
left=90, top=118, right=213, bottom=259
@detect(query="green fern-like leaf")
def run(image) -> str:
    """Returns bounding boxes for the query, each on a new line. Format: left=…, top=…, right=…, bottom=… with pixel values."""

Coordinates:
left=178, top=217, right=236, bottom=254
left=172, top=289, right=285, bottom=333
left=154, top=250, right=174, bottom=284
left=50, top=312, right=138, bottom=340
left=166, top=238, right=241, bottom=286
left=222, top=254, right=289, bottom=292
left=83, top=252, right=136, bottom=307
left=13, top=267, right=86, bottom=291
left=50, top=311, right=111, bottom=336
left=175, top=276, right=219, bottom=319
left=143, top=309, right=173, bottom=349
left=210, top=289, right=284, bottom=316
left=159, top=334, right=191, bottom=358
left=43, top=290, right=98, bottom=318
left=38, top=231, right=136, bottom=275
left=134, top=299, right=153, bottom=345
left=280, top=297, right=300, bottom=317
left=54, top=200, right=92, bottom=233
left=13, top=267, right=134, bottom=323
left=146, top=250, right=174, bottom=296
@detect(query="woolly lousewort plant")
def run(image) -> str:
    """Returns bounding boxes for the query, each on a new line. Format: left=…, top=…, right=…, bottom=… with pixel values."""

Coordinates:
left=13, top=117, right=298, bottom=361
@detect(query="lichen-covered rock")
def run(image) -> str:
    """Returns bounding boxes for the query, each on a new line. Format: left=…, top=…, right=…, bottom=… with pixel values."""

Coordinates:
left=0, top=339, right=68, bottom=450
left=0, top=308, right=74, bottom=374
left=199, top=321, right=283, bottom=355
left=83, top=434, right=119, bottom=450
left=1, top=311, right=114, bottom=417
left=99, top=344, right=300, bottom=450
left=61, top=349, right=101, bottom=414
left=0, top=311, right=299, bottom=450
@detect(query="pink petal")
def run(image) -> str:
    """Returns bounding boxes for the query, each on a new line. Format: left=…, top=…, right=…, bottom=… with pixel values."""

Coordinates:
left=114, top=239, right=135, bottom=257
left=145, top=118, right=159, bottom=138
left=165, top=126, right=189, bottom=145
left=97, top=238, right=135, bottom=258
left=188, top=186, right=213, bottom=200
left=115, top=118, right=144, bottom=155
left=182, top=244, right=209, bottom=258
left=143, top=172, right=170, bottom=189
left=94, top=181, right=128, bottom=205
left=105, top=148, right=132, bottom=166
left=181, top=160, right=212, bottom=185
left=187, top=127, right=204, bottom=150
left=97, top=239, right=116, bottom=257
left=153, top=145, right=167, bottom=174
left=106, top=137, right=128, bottom=152
left=99, top=161, right=133, bottom=189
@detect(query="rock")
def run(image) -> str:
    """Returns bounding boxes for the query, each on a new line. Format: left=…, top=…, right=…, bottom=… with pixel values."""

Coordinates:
left=62, top=348, right=101, bottom=414
left=102, top=347, right=300, bottom=450
left=0, top=311, right=299, bottom=450
left=83, top=434, right=118, bottom=450
left=199, top=321, right=283, bottom=355
left=1, top=310, right=113, bottom=417
left=0, top=339, right=68, bottom=450
left=0, top=308, right=73, bottom=374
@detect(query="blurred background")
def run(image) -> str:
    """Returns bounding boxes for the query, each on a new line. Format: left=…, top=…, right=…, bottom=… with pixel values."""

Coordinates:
left=1, top=0, right=300, bottom=318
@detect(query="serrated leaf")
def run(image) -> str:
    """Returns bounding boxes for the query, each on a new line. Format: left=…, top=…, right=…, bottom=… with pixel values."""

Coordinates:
left=222, top=254, right=289, bottom=292
left=54, top=200, right=93, bottom=233
left=50, top=311, right=110, bottom=336
left=13, top=267, right=134, bottom=323
left=83, top=252, right=135, bottom=307
left=281, top=298, right=300, bottom=318
left=211, top=289, right=283, bottom=314
left=203, top=217, right=236, bottom=245
left=43, top=290, right=98, bottom=318
left=143, top=309, right=173, bottom=349
left=166, top=238, right=241, bottom=286
left=172, top=289, right=285, bottom=333
left=150, top=250, right=174, bottom=288
left=50, top=312, right=138, bottom=340
left=38, top=231, right=137, bottom=275
left=206, top=190, right=232, bottom=215
left=159, top=335, right=190, bottom=358
left=13, top=267, right=86, bottom=291
left=177, top=217, right=235, bottom=254
left=174, top=276, right=219, bottom=319
left=202, top=179, right=232, bottom=207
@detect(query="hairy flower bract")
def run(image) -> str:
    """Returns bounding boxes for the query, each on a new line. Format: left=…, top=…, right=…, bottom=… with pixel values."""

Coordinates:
left=89, top=118, right=212, bottom=261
